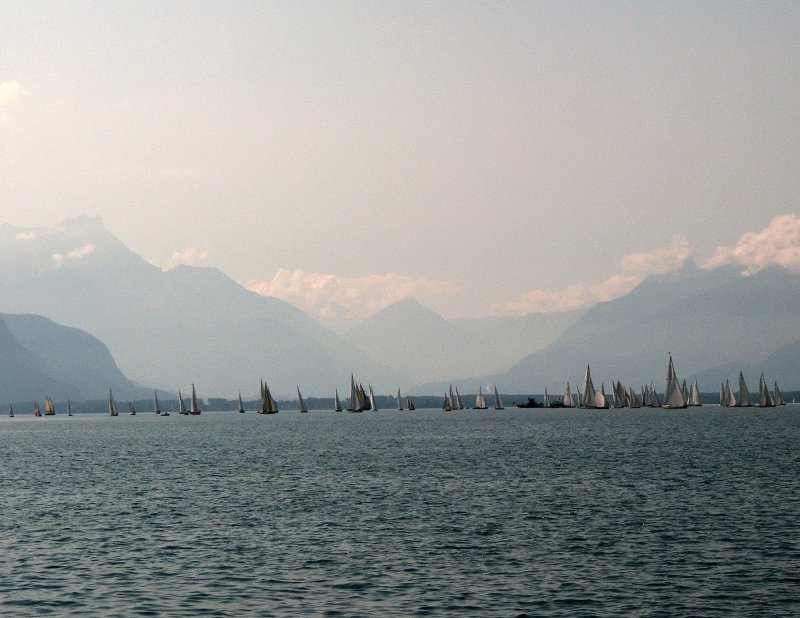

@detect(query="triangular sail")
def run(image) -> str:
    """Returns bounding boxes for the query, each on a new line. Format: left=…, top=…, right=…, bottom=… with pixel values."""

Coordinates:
left=368, top=385, right=378, bottom=412
left=297, top=386, right=308, bottom=413
left=543, top=387, right=550, bottom=408
left=178, top=390, right=187, bottom=415
left=238, top=391, right=245, bottom=413
left=493, top=385, right=504, bottom=410
left=109, top=389, right=118, bottom=416
left=261, top=382, right=278, bottom=414
left=582, top=365, right=597, bottom=408
left=334, top=388, right=342, bottom=412
left=8, top=404, right=13, bottom=417
left=189, top=384, right=201, bottom=415
left=737, top=372, right=752, bottom=407
left=724, top=379, right=736, bottom=407
left=663, top=355, right=687, bottom=409
left=128, top=402, right=136, bottom=415
left=154, top=390, right=161, bottom=414
left=628, top=386, right=639, bottom=408
left=594, top=382, right=608, bottom=409
left=454, top=388, right=464, bottom=410
left=397, top=388, right=403, bottom=411
left=689, top=381, right=701, bottom=406
left=758, top=373, right=775, bottom=408
left=474, top=387, right=487, bottom=409
left=563, top=383, right=574, bottom=408
left=774, top=381, right=785, bottom=406
left=406, top=395, right=416, bottom=410
left=442, top=394, right=452, bottom=411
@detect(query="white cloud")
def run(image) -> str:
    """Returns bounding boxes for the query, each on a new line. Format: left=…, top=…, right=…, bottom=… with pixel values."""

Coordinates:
left=0, top=81, right=27, bottom=106
left=52, top=243, right=96, bottom=265
left=703, top=213, right=800, bottom=275
left=245, top=268, right=460, bottom=324
left=15, top=231, right=38, bottom=240
left=492, top=236, right=694, bottom=315
left=161, top=247, right=209, bottom=269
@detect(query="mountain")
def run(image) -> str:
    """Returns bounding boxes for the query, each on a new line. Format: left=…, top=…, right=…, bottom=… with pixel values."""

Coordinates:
left=425, top=263, right=800, bottom=393
left=344, top=299, right=505, bottom=384
left=0, top=312, right=140, bottom=402
left=0, top=216, right=399, bottom=397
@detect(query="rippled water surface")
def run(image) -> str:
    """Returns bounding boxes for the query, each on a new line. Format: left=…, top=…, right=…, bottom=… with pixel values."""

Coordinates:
left=1, top=406, right=799, bottom=616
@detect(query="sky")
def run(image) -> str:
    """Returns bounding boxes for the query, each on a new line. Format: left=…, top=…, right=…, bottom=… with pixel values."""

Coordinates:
left=1, top=1, right=798, bottom=323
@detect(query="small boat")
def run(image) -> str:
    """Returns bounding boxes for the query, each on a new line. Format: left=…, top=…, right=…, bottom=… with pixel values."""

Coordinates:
left=563, top=383, right=575, bottom=408
left=8, top=404, right=14, bottom=418
left=663, top=355, right=687, bottom=409
left=260, top=380, right=278, bottom=414
left=368, top=385, right=378, bottom=412
left=297, top=386, right=308, bottom=413
left=473, top=387, right=487, bottom=410
left=67, top=398, right=73, bottom=416
left=189, top=384, right=201, bottom=415
left=774, top=381, right=786, bottom=406
left=236, top=391, right=245, bottom=413
left=758, top=373, right=775, bottom=408
left=33, top=401, right=42, bottom=417
left=396, top=388, right=403, bottom=411
left=154, top=390, right=161, bottom=415
left=334, top=388, right=342, bottom=412
left=515, top=397, right=541, bottom=409
left=44, top=396, right=56, bottom=416
left=406, top=394, right=416, bottom=411
left=128, top=402, right=136, bottom=415
left=108, top=389, right=118, bottom=416
left=178, top=390, right=187, bottom=415
left=736, top=372, right=753, bottom=407
left=442, top=393, right=452, bottom=411
left=493, top=385, right=504, bottom=410
left=347, top=374, right=364, bottom=413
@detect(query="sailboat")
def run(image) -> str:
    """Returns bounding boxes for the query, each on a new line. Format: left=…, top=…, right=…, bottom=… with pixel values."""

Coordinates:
left=688, top=381, right=702, bottom=407
left=44, top=396, right=56, bottom=416
left=543, top=388, right=550, bottom=408
left=128, top=402, right=136, bottom=415
left=67, top=399, right=73, bottom=416
left=297, top=386, right=308, bottom=413
left=8, top=404, right=13, bottom=418
left=108, top=389, right=118, bottom=416
left=406, top=394, right=416, bottom=410
left=449, top=385, right=456, bottom=410
left=178, top=390, right=187, bottom=415
left=563, top=383, right=575, bottom=408
left=396, top=388, right=403, bottom=411
left=368, top=385, right=378, bottom=412
left=663, top=355, right=687, bottom=409
left=493, top=385, right=504, bottom=410
left=628, top=386, right=640, bottom=408
left=736, top=372, right=753, bottom=407
left=758, top=373, right=775, bottom=408
left=189, top=384, right=201, bottom=415
left=260, top=380, right=278, bottom=414
left=774, top=381, right=786, bottom=406
left=595, top=382, right=609, bottom=409
left=33, top=401, right=42, bottom=417
left=334, top=389, right=342, bottom=412
left=723, top=379, right=736, bottom=407
left=154, top=391, right=162, bottom=415
left=237, top=391, right=245, bottom=413
left=442, top=393, right=452, bottom=411
left=473, top=387, right=487, bottom=410
left=582, top=365, right=597, bottom=409
left=454, top=387, right=464, bottom=411
left=347, top=374, right=364, bottom=413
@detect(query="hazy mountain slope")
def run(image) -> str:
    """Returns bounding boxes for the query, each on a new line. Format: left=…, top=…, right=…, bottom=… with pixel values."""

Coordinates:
left=422, top=264, right=800, bottom=392
left=0, top=216, right=399, bottom=397
left=345, top=299, right=506, bottom=384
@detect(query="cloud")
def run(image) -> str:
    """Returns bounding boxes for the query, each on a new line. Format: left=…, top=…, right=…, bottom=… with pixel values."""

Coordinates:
left=492, top=236, right=694, bottom=315
left=703, top=213, right=800, bottom=275
left=52, top=243, right=96, bottom=265
left=161, top=247, right=210, bottom=269
left=15, top=231, right=38, bottom=240
left=245, top=269, right=460, bottom=323
left=0, top=81, right=29, bottom=123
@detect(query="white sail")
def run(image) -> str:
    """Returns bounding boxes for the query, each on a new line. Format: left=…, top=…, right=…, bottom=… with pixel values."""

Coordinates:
left=663, top=355, right=687, bottom=409
left=8, top=404, right=13, bottom=417
left=576, top=386, right=584, bottom=408
left=474, top=387, right=487, bottom=409
left=347, top=374, right=362, bottom=412
left=724, top=379, right=736, bottom=407
left=758, top=373, right=775, bottom=408
left=397, top=388, right=403, bottom=411
left=563, top=383, right=574, bottom=408
left=109, top=389, right=118, bottom=416
left=67, top=399, right=73, bottom=416
left=493, top=385, right=504, bottom=410
left=774, top=381, right=785, bottom=406
left=334, top=389, right=342, bottom=412
left=594, top=382, right=608, bottom=409
left=238, top=391, right=245, bottom=413
left=178, top=389, right=187, bottom=415
left=543, top=387, right=550, bottom=408
left=297, top=386, right=308, bottom=413
left=449, top=385, right=456, bottom=410
left=454, top=387, right=464, bottom=410
left=628, top=386, right=639, bottom=408
left=737, top=372, right=753, bottom=407
left=190, top=384, right=201, bottom=415
left=368, top=385, right=378, bottom=412
left=689, top=381, right=701, bottom=406
left=582, top=365, right=597, bottom=408
left=154, top=390, right=161, bottom=414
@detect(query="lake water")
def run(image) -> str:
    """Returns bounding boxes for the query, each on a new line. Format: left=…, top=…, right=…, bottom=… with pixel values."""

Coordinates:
left=1, top=406, right=799, bottom=616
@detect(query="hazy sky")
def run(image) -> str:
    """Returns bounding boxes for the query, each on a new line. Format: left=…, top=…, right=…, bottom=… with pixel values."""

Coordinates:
left=1, top=1, right=798, bottom=322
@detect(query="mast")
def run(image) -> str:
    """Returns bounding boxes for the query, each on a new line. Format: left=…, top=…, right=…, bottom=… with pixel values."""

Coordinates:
left=737, top=372, right=752, bottom=407
left=663, top=355, right=687, bottom=408
left=582, top=365, right=597, bottom=408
